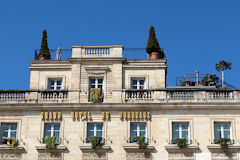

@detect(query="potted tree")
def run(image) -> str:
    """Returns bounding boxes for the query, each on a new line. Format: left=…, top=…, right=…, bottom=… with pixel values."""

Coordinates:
left=132, top=136, right=147, bottom=149
left=45, top=136, right=57, bottom=150
left=146, top=25, right=165, bottom=59
left=215, top=60, right=232, bottom=88
left=202, top=74, right=219, bottom=86
left=38, top=30, right=51, bottom=60
left=89, top=136, right=103, bottom=149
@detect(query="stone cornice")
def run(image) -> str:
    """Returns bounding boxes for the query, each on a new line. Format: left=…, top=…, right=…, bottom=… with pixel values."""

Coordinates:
left=1, top=102, right=240, bottom=111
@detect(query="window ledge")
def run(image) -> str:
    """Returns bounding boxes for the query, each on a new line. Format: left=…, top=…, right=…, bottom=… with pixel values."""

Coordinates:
left=123, top=143, right=155, bottom=152
left=207, top=144, right=240, bottom=152
left=35, top=144, right=67, bottom=152
left=0, top=145, right=24, bottom=151
left=165, top=144, right=199, bottom=152
left=79, top=144, right=111, bottom=151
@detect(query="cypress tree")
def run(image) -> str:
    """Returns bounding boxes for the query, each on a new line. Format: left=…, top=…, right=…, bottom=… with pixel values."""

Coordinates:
left=38, top=30, right=51, bottom=59
left=146, top=25, right=165, bottom=58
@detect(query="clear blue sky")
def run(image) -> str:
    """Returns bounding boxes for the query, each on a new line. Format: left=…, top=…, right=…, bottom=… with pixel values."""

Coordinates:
left=0, top=0, right=239, bottom=89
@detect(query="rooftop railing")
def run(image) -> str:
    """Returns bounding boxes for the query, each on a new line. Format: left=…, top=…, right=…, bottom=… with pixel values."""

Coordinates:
left=33, top=47, right=160, bottom=60
left=0, top=89, right=239, bottom=104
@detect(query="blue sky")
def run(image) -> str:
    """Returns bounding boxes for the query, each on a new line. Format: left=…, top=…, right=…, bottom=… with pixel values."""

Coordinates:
left=0, top=0, right=239, bottom=89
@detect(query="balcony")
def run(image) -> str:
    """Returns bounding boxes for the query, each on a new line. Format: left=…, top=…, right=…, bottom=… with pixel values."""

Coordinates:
left=0, top=88, right=239, bottom=104
left=125, top=90, right=154, bottom=101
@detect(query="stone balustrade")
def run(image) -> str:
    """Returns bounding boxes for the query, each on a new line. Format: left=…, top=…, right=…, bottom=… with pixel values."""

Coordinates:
left=72, top=45, right=124, bottom=58
left=40, top=91, right=68, bottom=101
left=125, top=90, right=154, bottom=100
left=0, top=90, right=26, bottom=102
left=0, top=89, right=239, bottom=104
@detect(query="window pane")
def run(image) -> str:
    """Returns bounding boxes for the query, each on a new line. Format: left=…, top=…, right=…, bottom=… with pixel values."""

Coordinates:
left=182, top=131, right=188, bottom=139
left=50, top=81, right=54, bottom=85
left=96, top=131, right=102, bottom=137
left=181, top=123, right=188, bottom=130
left=10, top=131, right=16, bottom=138
left=132, top=80, right=137, bottom=85
left=172, top=123, right=179, bottom=140
left=223, top=123, right=231, bottom=138
left=90, top=85, right=95, bottom=89
left=1, top=124, right=9, bottom=132
left=90, top=79, right=95, bottom=84
left=139, top=123, right=146, bottom=130
left=214, top=123, right=221, bottom=140
left=130, top=123, right=137, bottom=141
left=1, top=124, right=9, bottom=138
left=98, top=85, right=103, bottom=89
left=96, top=124, right=103, bottom=130
left=98, top=79, right=103, bottom=84
left=139, top=131, right=146, bottom=137
left=87, top=123, right=94, bottom=142
left=57, top=81, right=62, bottom=85
left=139, top=80, right=145, bottom=85
left=54, top=124, right=60, bottom=130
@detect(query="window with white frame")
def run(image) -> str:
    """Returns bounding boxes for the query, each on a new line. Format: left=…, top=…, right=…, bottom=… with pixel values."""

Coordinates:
left=48, top=79, right=62, bottom=90
left=172, top=122, right=190, bottom=143
left=130, top=123, right=147, bottom=142
left=214, top=122, right=231, bottom=142
left=86, top=123, right=103, bottom=143
left=90, top=78, right=103, bottom=90
left=44, top=123, right=60, bottom=143
left=1, top=123, right=17, bottom=143
left=131, top=78, right=145, bottom=89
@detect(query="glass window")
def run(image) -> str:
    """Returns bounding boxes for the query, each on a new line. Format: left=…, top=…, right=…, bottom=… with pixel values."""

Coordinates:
left=48, top=79, right=62, bottom=90
left=90, top=78, right=103, bottom=90
left=130, top=123, right=147, bottom=142
left=172, top=122, right=190, bottom=143
left=131, top=78, right=145, bottom=89
left=1, top=123, right=17, bottom=143
left=214, top=122, right=231, bottom=141
left=86, top=123, right=103, bottom=143
left=44, top=123, right=60, bottom=143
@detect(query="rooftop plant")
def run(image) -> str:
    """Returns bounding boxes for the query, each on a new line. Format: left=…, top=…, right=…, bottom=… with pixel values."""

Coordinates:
left=38, top=30, right=51, bottom=60
left=146, top=25, right=165, bottom=59
left=215, top=60, right=232, bottom=88
left=202, top=74, right=219, bottom=85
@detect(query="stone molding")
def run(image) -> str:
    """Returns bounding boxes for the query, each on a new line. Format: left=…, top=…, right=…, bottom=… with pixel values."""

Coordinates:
left=0, top=145, right=24, bottom=151
left=123, top=144, right=155, bottom=152
left=207, top=144, right=240, bottom=152
left=36, top=145, right=67, bottom=152
left=165, top=144, right=199, bottom=152
left=79, top=145, right=111, bottom=151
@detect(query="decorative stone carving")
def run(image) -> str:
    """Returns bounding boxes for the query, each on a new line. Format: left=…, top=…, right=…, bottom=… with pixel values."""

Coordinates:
left=0, top=152, right=21, bottom=160
left=38, top=152, right=62, bottom=160
left=211, top=152, right=238, bottom=160
left=126, top=151, right=151, bottom=160
left=82, top=151, right=107, bottom=160
left=168, top=152, right=194, bottom=160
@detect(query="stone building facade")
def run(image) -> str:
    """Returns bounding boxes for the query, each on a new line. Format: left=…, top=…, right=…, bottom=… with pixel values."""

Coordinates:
left=0, top=45, right=240, bottom=160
